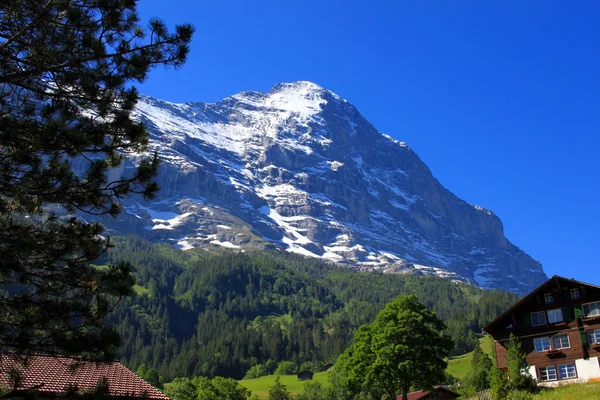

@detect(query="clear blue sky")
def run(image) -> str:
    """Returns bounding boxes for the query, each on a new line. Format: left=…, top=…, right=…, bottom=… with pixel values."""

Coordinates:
left=137, top=1, right=599, bottom=283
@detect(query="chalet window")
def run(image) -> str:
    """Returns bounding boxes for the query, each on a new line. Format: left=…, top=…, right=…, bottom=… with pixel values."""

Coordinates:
left=570, top=288, right=580, bottom=299
left=540, top=366, right=557, bottom=381
left=531, top=311, right=547, bottom=326
left=547, top=308, right=564, bottom=324
left=552, top=334, right=570, bottom=350
left=544, top=293, right=554, bottom=304
left=558, top=363, right=577, bottom=379
left=583, top=301, right=600, bottom=318
left=588, top=329, right=600, bottom=345
left=534, top=337, right=551, bottom=352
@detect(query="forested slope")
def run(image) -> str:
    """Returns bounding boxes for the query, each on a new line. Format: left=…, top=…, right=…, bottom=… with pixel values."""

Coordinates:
left=104, top=237, right=518, bottom=380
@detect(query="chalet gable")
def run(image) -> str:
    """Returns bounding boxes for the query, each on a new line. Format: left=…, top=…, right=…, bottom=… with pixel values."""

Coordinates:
left=483, top=275, right=600, bottom=337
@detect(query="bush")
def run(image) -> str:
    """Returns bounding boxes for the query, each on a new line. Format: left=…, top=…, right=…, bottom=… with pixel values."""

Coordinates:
left=244, top=364, right=269, bottom=380
left=507, top=389, right=534, bottom=400
left=275, top=361, right=297, bottom=376
left=294, top=382, right=329, bottom=400
left=299, top=361, right=322, bottom=373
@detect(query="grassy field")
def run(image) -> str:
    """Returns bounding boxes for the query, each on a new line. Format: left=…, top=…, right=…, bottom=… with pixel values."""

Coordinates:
left=446, top=335, right=494, bottom=379
left=239, top=371, right=330, bottom=398
left=240, top=336, right=492, bottom=397
left=534, top=382, right=600, bottom=399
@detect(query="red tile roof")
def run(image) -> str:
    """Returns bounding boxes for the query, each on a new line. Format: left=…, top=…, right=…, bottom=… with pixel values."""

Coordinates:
left=0, top=353, right=169, bottom=399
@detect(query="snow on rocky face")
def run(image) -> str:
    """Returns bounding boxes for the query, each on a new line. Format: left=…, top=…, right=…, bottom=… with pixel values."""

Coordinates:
left=108, top=81, right=546, bottom=292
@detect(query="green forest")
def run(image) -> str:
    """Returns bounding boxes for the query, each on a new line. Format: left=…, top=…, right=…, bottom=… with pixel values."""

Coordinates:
left=103, top=236, right=518, bottom=381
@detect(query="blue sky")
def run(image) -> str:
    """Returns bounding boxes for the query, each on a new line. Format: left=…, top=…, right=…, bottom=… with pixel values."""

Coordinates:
left=138, top=1, right=599, bottom=283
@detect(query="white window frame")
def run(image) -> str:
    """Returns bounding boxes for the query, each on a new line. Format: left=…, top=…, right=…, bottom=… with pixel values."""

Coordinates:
left=570, top=288, right=580, bottom=299
left=547, top=308, right=564, bottom=324
left=583, top=301, right=600, bottom=318
left=540, top=365, right=557, bottom=381
left=588, top=329, right=600, bottom=345
left=531, top=311, right=547, bottom=326
left=552, top=334, right=570, bottom=350
left=558, top=363, right=577, bottom=379
left=544, top=293, right=554, bottom=304
left=534, top=337, right=551, bottom=352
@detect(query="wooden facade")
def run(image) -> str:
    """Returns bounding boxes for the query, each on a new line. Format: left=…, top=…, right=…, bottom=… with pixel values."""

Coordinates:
left=484, top=275, right=600, bottom=385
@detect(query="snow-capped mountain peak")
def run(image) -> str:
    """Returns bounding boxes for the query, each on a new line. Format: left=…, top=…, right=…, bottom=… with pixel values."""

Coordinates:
left=114, top=82, right=547, bottom=293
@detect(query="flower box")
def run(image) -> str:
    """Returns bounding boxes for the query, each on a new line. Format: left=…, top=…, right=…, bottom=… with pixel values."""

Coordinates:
left=545, top=350, right=563, bottom=358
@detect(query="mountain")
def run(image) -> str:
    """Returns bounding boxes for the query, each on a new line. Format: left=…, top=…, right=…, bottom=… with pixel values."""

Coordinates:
left=104, top=81, right=546, bottom=292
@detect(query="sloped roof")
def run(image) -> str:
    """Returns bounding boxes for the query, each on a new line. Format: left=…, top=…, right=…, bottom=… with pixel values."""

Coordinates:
left=483, top=275, right=600, bottom=333
left=0, top=353, right=169, bottom=399
left=396, top=386, right=460, bottom=400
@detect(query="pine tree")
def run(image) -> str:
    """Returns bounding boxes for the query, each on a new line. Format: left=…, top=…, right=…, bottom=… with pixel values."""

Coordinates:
left=470, top=340, right=492, bottom=392
left=268, top=376, right=291, bottom=400
left=0, top=0, right=193, bottom=359
left=489, top=366, right=508, bottom=400
left=506, top=334, right=536, bottom=392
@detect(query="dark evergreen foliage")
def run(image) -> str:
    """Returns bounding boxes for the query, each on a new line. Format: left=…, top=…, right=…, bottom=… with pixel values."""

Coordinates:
left=104, top=237, right=519, bottom=380
left=0, top=0, right=193, bottom=359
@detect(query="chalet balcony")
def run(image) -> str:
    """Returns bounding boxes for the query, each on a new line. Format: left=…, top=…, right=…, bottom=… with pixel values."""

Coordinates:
left=545, top=349, right=566, bottom=359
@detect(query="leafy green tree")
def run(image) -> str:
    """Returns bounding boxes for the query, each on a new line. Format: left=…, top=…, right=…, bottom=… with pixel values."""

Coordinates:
left=211, top=377, right=251, bottom=400
left=265, top=359, right=277, bottom=374
left=268, top=376, right=292, bottom=400
left=194, top=376, right=250, bottom=400
left=0, top=0, right=193, bottom=359
left=299, top=361, right=321, bottom=373
left=275, top=361, right=297, bottom=376
left=136, top=364, right=148, bottom=379
left=335, top=295, right=454, bottom=400
left=144, top=368, right=162, bottom=389
left=506, top=334, right=536, bottom=392
left=244, top=364, right=269, bottom=380
left=164, top=377, right=197, bottom=400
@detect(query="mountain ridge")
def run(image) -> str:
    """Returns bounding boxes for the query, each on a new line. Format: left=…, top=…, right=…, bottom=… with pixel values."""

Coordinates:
left=103, top=81, right=546, bottom=292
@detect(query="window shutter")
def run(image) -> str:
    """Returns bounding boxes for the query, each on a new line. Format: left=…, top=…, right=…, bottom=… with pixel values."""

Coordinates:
left=580, top=330, right=588, bottom=345
left=523, top=314, right=532, bottom=328
left=562, top=307, right=572, bottom=321
left=574, top=305, right=584, bottom=318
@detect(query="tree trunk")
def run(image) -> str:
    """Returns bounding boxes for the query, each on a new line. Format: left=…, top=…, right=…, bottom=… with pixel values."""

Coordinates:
left=402, top=386, right=409, bottom=400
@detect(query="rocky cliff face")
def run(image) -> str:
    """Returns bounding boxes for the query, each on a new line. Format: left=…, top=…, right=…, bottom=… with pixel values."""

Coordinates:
left=107, top=81, right=546, bottom=292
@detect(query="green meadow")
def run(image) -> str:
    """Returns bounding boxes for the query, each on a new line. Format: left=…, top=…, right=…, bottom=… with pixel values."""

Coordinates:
left=239, top=371, right=330, bottom=399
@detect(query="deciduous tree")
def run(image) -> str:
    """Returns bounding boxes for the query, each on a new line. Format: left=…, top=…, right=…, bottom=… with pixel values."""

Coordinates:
left=335, top=295, right=454, bottom=400
left=163, top=377, right=197, bottom=400
left=195, top=376, right=250, bottom=400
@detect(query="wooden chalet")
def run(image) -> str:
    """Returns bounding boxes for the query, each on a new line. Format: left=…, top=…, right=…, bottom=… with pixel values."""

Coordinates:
left=0, top=353, right=169, bottom=399
left=483, top=275, right=600, bottom=386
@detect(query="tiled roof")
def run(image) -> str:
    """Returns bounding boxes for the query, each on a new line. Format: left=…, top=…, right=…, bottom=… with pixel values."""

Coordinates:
left=406, top=390, right=431, bottom=400
left=0, top=353, right=169, bottom=399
